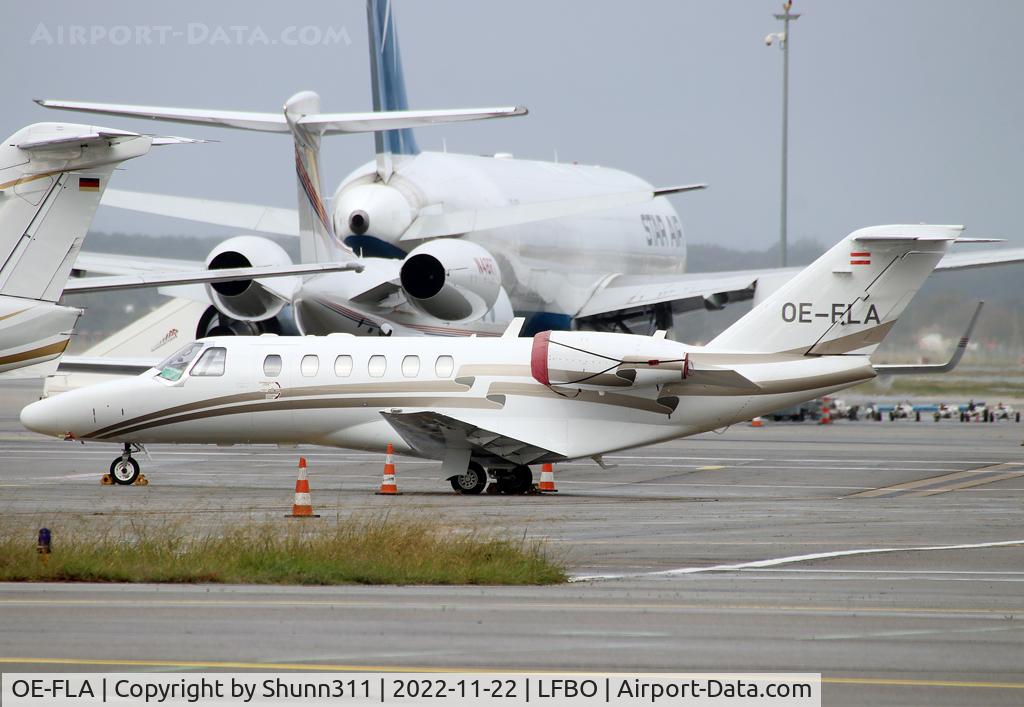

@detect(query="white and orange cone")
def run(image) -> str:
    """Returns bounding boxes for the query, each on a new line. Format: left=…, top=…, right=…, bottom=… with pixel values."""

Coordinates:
left=538, top=462, right=557, bottom=492
left=750, top=416, right=764, bottom=427
left=286, top=457, right=319, bottom=518
left=376, top=443, right=400, bottom=495
left=820, top=397, right=833, bottom=425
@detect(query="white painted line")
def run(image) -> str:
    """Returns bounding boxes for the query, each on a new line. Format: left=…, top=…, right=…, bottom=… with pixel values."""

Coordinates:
left=571, top=538, right=1024, bottom=582
left=815, top=625, right=1021, bottom=641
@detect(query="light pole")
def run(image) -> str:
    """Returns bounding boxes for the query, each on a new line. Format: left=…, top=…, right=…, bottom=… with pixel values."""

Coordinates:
left=766, top=1, right=799, bottom=268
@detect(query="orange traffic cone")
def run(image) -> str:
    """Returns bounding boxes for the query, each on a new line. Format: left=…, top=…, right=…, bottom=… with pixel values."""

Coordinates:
left=538, top=463, right=557, bottom=492
left=750, top=416, right=764, bottom=427
left=820, top=397, right=833, bottom=425
left=286, top=457, right=319, bottom=518
left=376, top=443, right=400, bottom=495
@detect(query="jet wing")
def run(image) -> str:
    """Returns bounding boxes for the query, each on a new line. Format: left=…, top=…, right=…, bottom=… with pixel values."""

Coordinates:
left=575, top=242, right=1024, bottom=321
left=575, top=269, right=774, bottom=319
left=63, top=261, right=363, bottom=294
left=401, top=185, right=706, bottom=241
left=380, top=410, right=559, bottom=466
left=74, top=251, right=203, bottom=277
left=102, top=189, right=300, bottom=238
left=100, top=185, right=706, bottom=241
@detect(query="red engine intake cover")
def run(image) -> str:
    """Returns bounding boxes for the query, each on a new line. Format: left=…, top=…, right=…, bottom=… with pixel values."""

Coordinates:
left=531, top=330, right=551, bottom=386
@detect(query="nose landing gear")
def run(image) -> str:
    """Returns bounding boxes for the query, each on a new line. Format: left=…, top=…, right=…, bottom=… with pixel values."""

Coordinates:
left=108, top=443, right=147, bottom=486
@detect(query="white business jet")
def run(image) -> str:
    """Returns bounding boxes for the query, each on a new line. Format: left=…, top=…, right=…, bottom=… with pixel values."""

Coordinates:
left=0, top=121, right=378, bottom=375
left=22, top=224, right=985, bottom=489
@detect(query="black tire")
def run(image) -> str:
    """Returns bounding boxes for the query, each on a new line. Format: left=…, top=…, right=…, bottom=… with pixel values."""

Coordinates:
left=109, top=457, right=140, bottom=485
left=496, top=465, right=533, bottom=495
left=451, top=462, right=487, bottom=495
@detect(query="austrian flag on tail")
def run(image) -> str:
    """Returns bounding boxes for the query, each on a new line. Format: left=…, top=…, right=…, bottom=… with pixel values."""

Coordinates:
left=850, top=251, right=870, bottom=265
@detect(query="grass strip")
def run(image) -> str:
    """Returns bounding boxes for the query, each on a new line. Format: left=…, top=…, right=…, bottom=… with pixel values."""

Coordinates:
left=0, top=515, right=566, bottom=586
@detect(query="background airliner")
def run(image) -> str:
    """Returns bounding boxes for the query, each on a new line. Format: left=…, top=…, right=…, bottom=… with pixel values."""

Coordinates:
left=39, top=0, right=1024, bottom=349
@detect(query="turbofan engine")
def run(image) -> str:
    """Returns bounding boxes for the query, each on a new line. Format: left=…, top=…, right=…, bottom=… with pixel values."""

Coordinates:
left=399, top=239, right=502, bottom=322
left=531, top=331, right=690, bottom=389
left=204, top=236, right=291, bottom=322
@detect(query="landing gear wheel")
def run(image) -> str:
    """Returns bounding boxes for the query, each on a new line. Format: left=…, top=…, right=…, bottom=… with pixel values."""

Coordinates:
left=451, top=462, right=487, bottom=495
left=109, top=457, right=140, bottom=485
left=497, top=465, right=533, bottom=495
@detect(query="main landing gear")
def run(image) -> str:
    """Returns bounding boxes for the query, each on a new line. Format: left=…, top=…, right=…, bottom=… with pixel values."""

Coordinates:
left=450, top=461, right=487, bottom=495
left=449, top=464, right=534, bottom=495
left=494, top=465, right=533, bottom=495
left=108, top=443, right=146, bottom=486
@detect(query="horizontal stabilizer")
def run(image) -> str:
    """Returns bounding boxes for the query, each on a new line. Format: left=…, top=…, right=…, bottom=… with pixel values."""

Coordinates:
left=402, top=184, right=705, bottom=241
left=37, top=99, right=527, bottom=136
left=15, top=130, right=201, bottom=152
left=873, top=301, right=984, bottom=376
left=63, top=261, right=363, bottom=294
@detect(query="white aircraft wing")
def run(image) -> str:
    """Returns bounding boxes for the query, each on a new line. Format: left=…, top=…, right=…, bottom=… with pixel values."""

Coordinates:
left=575, top=243, right=1024, bottom=320
left=102, top=189, right=299, bottom=238
left=74, top=251, right=203, bottom=276
left=64, top=262, right=363, bottom=294
left=380, top=410, right=558, bottom=466
left=100, top=185, right=705, bottom=242
left=575, top=269, right=776, bottom=319
left=401, top=185, right=706, bottom=241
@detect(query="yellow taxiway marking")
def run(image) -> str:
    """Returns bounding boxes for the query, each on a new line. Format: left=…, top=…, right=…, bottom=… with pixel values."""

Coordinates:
left=0, top=598, right=1019, bottom=616
left=846, top=463, right=1024, bottom=498
left=0, top=658, right=1021, bottom=690
left=695, top=465, right=725, bottom=471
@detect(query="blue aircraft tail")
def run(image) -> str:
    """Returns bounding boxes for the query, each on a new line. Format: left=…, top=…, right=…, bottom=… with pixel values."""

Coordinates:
left=367, top=0, right=419, bottom=157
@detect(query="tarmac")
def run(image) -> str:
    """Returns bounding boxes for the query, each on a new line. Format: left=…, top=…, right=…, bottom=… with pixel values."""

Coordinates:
left=1, top=379, right=1023, bottom=706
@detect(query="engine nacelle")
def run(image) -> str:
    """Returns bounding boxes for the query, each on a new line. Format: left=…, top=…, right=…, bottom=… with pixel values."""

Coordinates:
left=530, top=331, right=690, bottom=389
left=399, top=239, right=502, bottom=322
left=332, top=183, right=414, bottom=243
left=204, top=236, right=290, bottom=322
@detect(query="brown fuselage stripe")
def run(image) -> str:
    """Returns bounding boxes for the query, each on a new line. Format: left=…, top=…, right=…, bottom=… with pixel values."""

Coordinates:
left=0, top=339, right=68, bottom=367
left=85, top=379, right=476, bottom=439
left=88, top=395, right=503, bottom=440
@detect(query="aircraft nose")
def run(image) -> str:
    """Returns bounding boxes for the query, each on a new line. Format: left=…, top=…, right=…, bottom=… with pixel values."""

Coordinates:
left=20, top=397, right=61, bottom=436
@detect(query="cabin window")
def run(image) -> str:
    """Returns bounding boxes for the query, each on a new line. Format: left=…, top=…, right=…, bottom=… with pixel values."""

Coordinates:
left=300, top=354, right=319, bottom=377
left=190, top=347, right=227, bottom=377
left=402, top=355, right=420, bottom=378
left=368, top=354, right=387, bottom=378
left=155, top=342, right=204, bottom=382
left=263, top=354, right=283, bottom=377
left=435, top=355, right=454, bottom=378
left=334, top=355, right=353, bottom=377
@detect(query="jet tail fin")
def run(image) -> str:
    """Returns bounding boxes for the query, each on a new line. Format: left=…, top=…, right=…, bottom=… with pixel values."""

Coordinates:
left=283, top=91, right=356, bottom=265
left=708, top=225, right=973, bottom=355
left=0, top=123, right=161, bottom=301
left=367, top=0, right=418, bottom=179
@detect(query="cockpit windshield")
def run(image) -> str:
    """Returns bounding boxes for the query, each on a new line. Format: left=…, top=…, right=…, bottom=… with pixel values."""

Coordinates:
left=155, top=342, right=205, bottom=382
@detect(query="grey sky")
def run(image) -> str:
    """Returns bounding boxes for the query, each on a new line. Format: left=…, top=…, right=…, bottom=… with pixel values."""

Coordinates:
left=5, top=1, right=1023, bottom=250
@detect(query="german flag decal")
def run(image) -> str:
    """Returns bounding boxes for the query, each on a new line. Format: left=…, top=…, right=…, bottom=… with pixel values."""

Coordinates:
left=78, top=177, right=100, bottom=191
